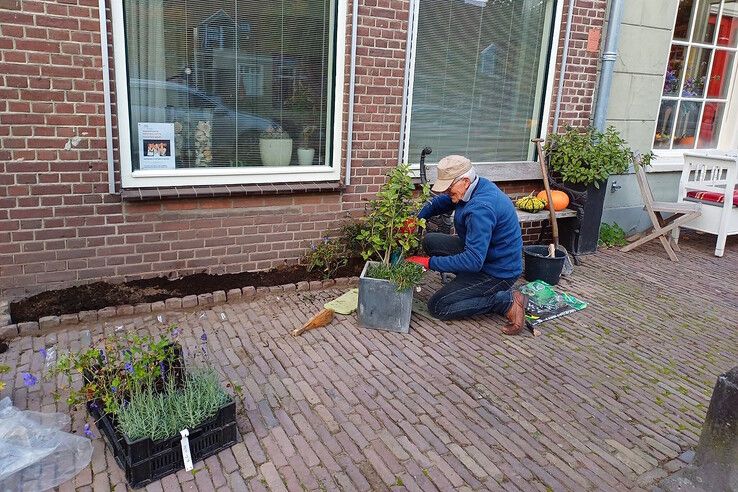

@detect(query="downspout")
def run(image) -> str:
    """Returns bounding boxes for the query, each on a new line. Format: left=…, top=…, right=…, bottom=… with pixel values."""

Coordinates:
left=398, top=0, right=416, bottom=164
left=592, top=0, right=625, bottom=131
left=98, top=0, right=116, bottom=194
left=552, top=0, right=575, bottom=134
left=345, top=0, right=359, bottom=186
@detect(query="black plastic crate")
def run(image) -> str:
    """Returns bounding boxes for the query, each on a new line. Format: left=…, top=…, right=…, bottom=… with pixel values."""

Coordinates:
left=89, top=399, right=237, bottom=489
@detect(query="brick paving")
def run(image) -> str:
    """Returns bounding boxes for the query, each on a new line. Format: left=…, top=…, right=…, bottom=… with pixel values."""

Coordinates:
left=1, top=232, right=736, bottom=491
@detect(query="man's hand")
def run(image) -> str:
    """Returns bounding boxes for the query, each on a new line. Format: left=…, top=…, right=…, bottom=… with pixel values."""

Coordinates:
left=405, top=256, right=430, bottom=270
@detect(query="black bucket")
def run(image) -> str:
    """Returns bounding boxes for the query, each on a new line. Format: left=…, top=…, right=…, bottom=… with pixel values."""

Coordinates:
left=523, top=245, right=566, bottom=286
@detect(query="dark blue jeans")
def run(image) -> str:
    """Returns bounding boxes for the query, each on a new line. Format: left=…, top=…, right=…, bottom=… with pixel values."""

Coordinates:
left=423, top=233, right=518, bottom=321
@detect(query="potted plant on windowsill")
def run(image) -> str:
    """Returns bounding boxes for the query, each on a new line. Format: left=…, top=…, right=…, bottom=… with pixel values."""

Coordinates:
left=356, top=164, right=430, bottom=333
left=259, top=126, right=293, bottom=166
left=544, top=125, right=653, bottom=254
left=297, top=125, right=316, bottom=165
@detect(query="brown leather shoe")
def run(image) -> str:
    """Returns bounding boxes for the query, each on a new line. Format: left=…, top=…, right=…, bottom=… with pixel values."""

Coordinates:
left=502, top=291, right=528, bottom=335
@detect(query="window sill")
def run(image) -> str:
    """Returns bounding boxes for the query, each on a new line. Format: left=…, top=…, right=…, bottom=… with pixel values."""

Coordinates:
left=120, top=181, right=344, bottom=202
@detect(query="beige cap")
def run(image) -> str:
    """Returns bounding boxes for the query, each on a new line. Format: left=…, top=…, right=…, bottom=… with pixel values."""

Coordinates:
left=431, top=155, right=472, bottom=192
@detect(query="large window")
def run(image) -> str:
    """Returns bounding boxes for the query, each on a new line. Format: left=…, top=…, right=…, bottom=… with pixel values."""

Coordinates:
left=403, top=0, right=555, bottom=164
left=113, top=1, right=342, bottom=187
left=654, top=0, right=738, bottom=152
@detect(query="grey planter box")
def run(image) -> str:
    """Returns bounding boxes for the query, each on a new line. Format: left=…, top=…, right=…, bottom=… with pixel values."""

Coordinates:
left=357, top=261, right=413, bottom=334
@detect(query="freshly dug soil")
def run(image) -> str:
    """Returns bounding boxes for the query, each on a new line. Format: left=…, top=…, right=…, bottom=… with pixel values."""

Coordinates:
left=10, top=259, right=364, bottom=323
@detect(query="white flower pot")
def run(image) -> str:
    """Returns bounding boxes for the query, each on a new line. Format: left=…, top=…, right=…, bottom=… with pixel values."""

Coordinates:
left=297, top=147, right=315, bottom=166
left=259, top=138, right=293, bottom=166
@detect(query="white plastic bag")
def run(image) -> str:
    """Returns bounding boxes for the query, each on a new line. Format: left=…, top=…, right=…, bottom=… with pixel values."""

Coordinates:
left=0, top=398, right=92, bottom=492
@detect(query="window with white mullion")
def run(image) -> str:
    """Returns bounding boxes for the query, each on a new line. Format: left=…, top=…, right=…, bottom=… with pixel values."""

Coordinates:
left=654, top=0, right=738, bottom=152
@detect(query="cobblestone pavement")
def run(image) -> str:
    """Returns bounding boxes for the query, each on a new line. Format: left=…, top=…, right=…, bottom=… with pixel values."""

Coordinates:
left=1, top=232, right=736, bottom=491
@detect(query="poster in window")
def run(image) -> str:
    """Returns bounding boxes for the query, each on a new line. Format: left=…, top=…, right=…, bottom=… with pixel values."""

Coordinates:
left=138, top=122, right=176, bottom=170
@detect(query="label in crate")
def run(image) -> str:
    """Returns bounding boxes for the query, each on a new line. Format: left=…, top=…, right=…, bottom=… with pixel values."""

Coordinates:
left=180, top=429, right=194, bottom=471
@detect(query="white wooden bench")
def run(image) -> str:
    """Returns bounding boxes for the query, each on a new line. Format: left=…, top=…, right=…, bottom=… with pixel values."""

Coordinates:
left=677, top=151, right=738, bottom=257
left=422, top=161, right=577, bottom=223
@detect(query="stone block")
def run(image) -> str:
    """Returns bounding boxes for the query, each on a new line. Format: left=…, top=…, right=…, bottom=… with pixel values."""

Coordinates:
left=116, top=305, right=134, bottom=316
left=281, top=283, right=296, bottom=292
left=241, top=286, right=256, bottom=299
left=38, top=316, right=60, bottom=331
left=335, top=277, right=350, bottom=286
left=213, top=290, right=227, bottom=304
left=79, top=310, right=98, bottom=322
left=226, top=289, right=241, bottom=302
left=18, top=321, right=40, bottom=336
left=321, top=279, right=336, bottom=288
left=296, top=281, right=309, bottom=291
left=308, top=280, right=322, bottom=291
left=60, top=314, right=79, bottom=325
left=151, top=301, right=166, bottom=312
left=255, top=287, right=270, bottom=297
left=165, top=298, right=182, bottom=309
left=0, top=314, right=10, bottom=327
left=197, top=293, right=213, bottom=307
left=268, top=285, right=283, bottom=293
left=182, top=295, right=198, bottom=308
left=0, top=324, right=18, bottom=339
left=133, top=303, right=151, bottom=314
left=98, top=307, right=117, bottom=319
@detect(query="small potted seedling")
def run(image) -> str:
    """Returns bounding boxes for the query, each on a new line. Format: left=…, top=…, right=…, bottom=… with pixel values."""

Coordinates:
left=356, top=164, right=430, bottom=333
left=297, top=125, right=316, bottom=165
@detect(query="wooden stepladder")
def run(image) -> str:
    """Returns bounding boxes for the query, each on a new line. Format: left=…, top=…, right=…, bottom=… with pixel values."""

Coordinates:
left=621, top=165, right=701, bottom=262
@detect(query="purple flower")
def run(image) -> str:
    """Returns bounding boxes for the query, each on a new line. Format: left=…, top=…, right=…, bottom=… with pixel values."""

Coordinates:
left=39, top=348, right=47, bottom=359
left=89, top=401, right=98, bottom=410
left=171, top=327, right=182, bottom=337
left=99, top=349, right=108, bottom=364
left=159, top=361, right=167, bottom=376
left=200, top=332, right=208, bottom=343
left=22, top=373, right=37, bottom=387
left=84, top=423, right=94, bottom=438
left=124, top=362, right=133, bottom=374
left=111, top=386, right=117, bottom=393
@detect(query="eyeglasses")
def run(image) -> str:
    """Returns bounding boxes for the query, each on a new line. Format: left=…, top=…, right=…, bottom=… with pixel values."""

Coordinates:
left=444, top=177, right=462, bottom=195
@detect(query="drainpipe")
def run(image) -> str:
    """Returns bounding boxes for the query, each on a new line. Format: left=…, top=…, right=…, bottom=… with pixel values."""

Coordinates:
left=552, top=0, right=576, bottom=134
left=592, top=0, right=625, bottom=131
left=98, top=0, right=116, bottom=194
left=345, top=0, right=360, bottom=186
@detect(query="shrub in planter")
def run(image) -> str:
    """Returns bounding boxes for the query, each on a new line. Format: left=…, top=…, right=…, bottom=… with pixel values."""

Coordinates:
left=259, top=126, right=292, bottom=166
left=543, top=126, right=652, bottom=254
left=356, top=164, right=430, bottom=333
left=43, top=329, right=237, bottom=488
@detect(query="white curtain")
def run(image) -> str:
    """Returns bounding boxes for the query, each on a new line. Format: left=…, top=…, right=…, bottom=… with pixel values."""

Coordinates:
left=125, top=0, right=167, bottom=123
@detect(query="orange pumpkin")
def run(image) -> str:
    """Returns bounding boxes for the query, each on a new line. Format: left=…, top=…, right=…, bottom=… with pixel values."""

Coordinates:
left=536, top=190, right=570, bottom=211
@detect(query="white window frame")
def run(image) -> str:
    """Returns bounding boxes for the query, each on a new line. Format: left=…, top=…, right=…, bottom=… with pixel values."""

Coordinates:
left=652, top=0, right=738, bottom=171
left=399, top=0, right=563, bottom=170
left=111, top=1, right=344, bottom=188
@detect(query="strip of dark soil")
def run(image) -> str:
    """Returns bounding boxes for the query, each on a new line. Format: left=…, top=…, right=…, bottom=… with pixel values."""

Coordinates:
left=10, top=259, right=364, bottom=323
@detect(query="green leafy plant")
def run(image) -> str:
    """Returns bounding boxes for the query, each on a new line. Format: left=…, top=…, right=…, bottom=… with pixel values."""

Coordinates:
left=117, top=367, right=229, bottom=442
left=599, top=222, right=628, bottom=247
left=367, top=261, right=425, bottom=291
left=304, top=237, right=349, bottom=279
left=357, top=164, right=430, bottom=265
left=545, top=126, right=653, bottom=188
left=47, top=330, right=182, bottom=416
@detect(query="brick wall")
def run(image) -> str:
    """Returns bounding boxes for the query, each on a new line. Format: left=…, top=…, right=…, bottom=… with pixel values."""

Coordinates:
left=0, top=0, right=605, bottom=301
left=546, top=0, right=607, bottom=130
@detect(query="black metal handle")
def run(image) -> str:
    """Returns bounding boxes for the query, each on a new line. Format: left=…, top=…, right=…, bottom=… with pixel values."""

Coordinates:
left=419, top=147, right=432, bottom=184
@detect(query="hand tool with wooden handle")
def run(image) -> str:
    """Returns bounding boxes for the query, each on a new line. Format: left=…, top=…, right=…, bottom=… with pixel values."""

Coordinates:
left=291, top=308, right=335, bottom=337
